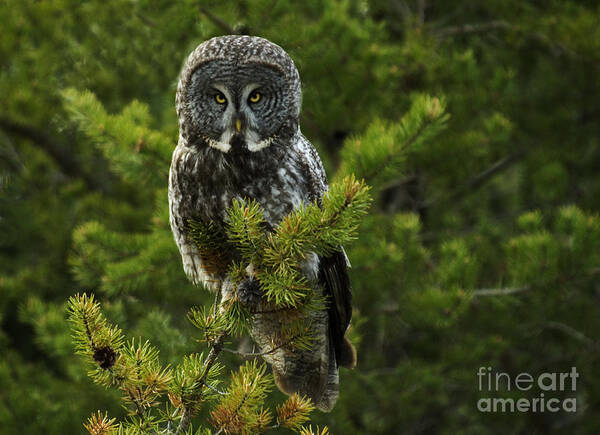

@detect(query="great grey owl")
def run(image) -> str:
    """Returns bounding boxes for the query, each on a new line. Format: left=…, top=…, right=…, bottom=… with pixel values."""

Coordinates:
left=169, top=35, right=355, bottom=412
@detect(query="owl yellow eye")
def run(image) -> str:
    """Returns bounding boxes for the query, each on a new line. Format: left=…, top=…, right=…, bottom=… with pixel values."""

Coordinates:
left=248, top=91, right=261, bottom=104
left=214, top=92, right=227, bottom=104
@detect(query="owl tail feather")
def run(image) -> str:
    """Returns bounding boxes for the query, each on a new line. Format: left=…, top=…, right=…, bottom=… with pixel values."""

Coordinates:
left=272, top=335, right=342, bottom=412
left=315, top=342, right=340, bottom=412
left=315, top=335, right=357, bottom=410
left=338, top=336, right=357, bottom=369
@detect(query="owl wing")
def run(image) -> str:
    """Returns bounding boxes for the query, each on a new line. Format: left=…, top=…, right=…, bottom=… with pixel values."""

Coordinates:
left=317, top=249, right=356, bottom=368
left=298, top=134, right=356, bottom=369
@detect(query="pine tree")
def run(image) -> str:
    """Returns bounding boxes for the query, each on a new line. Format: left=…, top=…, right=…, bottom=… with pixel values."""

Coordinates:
left=2, top=1, right=600, bottom=434
left=66, top=168, right=372, bottom=433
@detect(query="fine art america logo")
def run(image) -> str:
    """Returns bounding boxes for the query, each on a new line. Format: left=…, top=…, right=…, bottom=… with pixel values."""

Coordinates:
left=477, top=367, right=578, bottom=413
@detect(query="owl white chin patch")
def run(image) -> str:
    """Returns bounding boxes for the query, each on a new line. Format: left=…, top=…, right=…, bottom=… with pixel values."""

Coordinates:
left=205, top=133, right=274, bottom=153
left=205, top=137, right=231, bottom=153
left=247, top=137, right=274, bottom=152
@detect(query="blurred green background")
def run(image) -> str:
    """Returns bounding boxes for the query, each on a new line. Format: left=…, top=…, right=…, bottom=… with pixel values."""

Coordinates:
left=1, top=1, right=600, bottom=433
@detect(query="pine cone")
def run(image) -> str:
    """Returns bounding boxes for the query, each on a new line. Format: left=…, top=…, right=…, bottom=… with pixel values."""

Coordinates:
left=237, top=277, right=262, bottom=306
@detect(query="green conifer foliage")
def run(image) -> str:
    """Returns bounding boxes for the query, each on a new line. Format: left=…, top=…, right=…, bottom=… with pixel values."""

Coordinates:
left=65, top=166, right=372, bottom=433
left=2, top=1, right=600, bottom=434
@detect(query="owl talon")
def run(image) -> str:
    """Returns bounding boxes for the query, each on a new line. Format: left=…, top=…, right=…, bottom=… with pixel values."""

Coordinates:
left=236, top=277, right=262, bottom=306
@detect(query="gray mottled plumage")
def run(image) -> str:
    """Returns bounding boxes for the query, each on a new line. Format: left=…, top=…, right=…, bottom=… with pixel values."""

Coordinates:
left=168, top=35, right=355, bottom=411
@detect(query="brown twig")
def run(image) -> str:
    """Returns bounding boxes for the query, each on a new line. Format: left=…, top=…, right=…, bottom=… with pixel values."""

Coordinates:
left=434, top=20, right=513, bottom=38
left=417, top=0, right=426, bottom=26
left=199, top=7, right=236, bottom=34
left=543, top=321, right=599, bottom=349
left=135, top=12, right=156, bottom=27
left=420, top=148, right=527, bottom=210
left=434, top=20, right=577, bottom=58
left=222, top=333, right=302, bottom=358
left=472, top=286, right=532, bottom=297
left=175, top=333, right=227, bottom=434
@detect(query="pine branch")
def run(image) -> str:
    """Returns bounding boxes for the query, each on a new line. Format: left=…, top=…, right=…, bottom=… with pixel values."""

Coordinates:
left=135, top=12, right=156, bottom=27
left=222, top=331, right=304, bottom=358
left=199, top=7, right=236, bottom=34
left=433, top=20, right=577, bottom=58
left=434, top=20, right=513, bottom=38
left=69, top=294, right=178, bottom=433
left=472, top=286, right=531, bottom=297
left=359, top=110, right=432, bottom=184
left=175, top=333, right=227, bottom=435
left=205, top=382, right=229, bottom=396
left=188, top=219, right=234, bottom=277
left=299, top=425, right=330, bottom=435
left=420, top=149, right=527, bottom=210
left=62, top=89, right=171, bottom=187
left=67, top=293, right=124, bottom=369
left=84, top=410, right=117, bottom=435
left=69, top=166, right=371, bottom=434
left=213, top=175, right=370, bottom=311
left=0, top=116, right=106, bottom=192
left=209, top=361, right=273, bottom=434
left=543, top=321, right=599, bottom=349
left=258, top=176, right=371, bottom=307
left=338, top=95, right=448, bottom=189
left=225, top=198, right=267, bottom=266
left=276, top=393, right=315, bottom=431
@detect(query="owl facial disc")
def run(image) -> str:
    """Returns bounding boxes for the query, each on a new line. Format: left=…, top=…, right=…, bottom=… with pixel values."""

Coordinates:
left=178, top=36, right=300, bottom=155
left=205, top=83, right=275, bottom=154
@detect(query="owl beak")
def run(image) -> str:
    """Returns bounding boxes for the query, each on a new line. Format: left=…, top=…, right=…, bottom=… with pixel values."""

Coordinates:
left=235, top=118, right=242, bottom=133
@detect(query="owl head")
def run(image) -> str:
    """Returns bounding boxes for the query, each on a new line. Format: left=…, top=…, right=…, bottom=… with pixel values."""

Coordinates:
left=176, top=35, right=301, bottom=154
